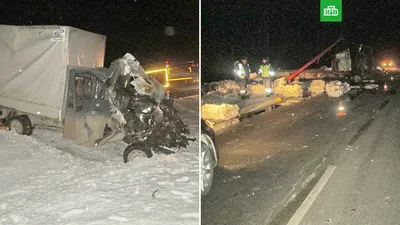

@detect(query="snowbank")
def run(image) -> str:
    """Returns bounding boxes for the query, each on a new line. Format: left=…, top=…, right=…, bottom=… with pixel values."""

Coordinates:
left=273, top=78, right=303, bottom=98
left=325, top=81, right=350, bottom=97
left=248, top=84, right=265, bottom=96
left=0, top=97, right=199, bottom=225
left=309, top=80, right=325, bottom=96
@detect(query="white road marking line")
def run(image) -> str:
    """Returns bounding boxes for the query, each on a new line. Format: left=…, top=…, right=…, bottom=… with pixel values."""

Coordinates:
left=286, top=165, right=337, bottom=225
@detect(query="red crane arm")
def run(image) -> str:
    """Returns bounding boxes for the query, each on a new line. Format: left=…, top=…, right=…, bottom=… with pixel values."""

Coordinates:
left=286, top=37, right=343, bottom=83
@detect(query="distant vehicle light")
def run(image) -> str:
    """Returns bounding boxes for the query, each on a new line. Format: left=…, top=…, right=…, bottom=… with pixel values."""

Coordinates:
left=388, top=62, right=392, bottom=66
left=383, top=63, right=387, bottom=66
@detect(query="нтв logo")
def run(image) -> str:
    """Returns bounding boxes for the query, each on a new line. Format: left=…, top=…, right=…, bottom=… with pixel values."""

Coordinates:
left=324, top=6, right=339, bottom=16
left=320, top=0, right=342, bottom=22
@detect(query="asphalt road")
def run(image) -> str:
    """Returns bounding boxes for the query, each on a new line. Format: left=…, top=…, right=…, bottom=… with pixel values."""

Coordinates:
left=201, top=82, right=400, bottom=225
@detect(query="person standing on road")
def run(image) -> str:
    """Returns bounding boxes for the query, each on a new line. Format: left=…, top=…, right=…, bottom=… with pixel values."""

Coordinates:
left=234, top=56, right=251, bottom=94
left=259, top=57, right=273, bottom=96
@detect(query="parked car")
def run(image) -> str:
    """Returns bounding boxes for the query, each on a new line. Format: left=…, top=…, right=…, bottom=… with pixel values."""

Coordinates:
left=201, top=120, right=218, bottom=195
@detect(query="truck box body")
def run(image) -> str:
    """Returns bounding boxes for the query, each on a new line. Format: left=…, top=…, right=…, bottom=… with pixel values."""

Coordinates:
left=0, top=25, right=106, bottom=120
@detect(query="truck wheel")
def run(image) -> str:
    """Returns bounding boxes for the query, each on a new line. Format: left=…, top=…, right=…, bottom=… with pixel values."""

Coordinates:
left=19, top=115, right=33, bottom=135
left=123, top=144, right=153, bottom=163
left=8, top=116, right=31, bottom=135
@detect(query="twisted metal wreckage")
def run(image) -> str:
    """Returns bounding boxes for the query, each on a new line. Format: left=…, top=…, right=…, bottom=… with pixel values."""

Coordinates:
left=95, top=53, right=194, bottom=159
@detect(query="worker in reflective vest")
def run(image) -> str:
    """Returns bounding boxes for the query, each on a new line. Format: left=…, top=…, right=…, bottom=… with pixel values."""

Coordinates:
left=259, top=57, right=274, bottom=96
left=234, top=56, right=251, bottom=94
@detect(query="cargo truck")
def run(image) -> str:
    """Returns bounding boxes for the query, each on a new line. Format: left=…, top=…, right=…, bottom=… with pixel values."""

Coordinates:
left=0, top=25, right=192, bottom=162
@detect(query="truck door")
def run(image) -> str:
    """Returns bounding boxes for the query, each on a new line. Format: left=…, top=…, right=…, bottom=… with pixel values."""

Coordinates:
left=63, top=71, right=110, bottom=146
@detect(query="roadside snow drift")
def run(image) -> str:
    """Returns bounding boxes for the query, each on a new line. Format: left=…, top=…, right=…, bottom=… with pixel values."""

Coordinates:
left=0, top=96, right=199, bottom=225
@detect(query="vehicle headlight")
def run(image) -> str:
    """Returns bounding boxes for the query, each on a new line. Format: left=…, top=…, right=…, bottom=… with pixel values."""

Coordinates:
left=269, top=70, right=275, bottom=76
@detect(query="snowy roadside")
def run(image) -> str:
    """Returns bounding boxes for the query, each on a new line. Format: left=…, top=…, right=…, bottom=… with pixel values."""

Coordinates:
left=0, top=96, right=199, bottom=225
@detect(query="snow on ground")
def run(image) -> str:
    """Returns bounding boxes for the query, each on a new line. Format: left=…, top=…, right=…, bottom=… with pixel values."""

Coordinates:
left=0, top=96, right=199, bottom=225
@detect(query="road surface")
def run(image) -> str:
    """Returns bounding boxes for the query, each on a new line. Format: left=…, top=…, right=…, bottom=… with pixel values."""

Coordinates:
left=201, top=82, right=400, bottom=225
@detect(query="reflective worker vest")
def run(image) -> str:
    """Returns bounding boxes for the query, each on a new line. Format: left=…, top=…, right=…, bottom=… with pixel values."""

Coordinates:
left=259, top=64, right=271, bottom=78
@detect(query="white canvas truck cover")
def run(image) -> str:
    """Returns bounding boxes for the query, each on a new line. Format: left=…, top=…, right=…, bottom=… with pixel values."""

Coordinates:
left=0, top=25, right=106, bottom=120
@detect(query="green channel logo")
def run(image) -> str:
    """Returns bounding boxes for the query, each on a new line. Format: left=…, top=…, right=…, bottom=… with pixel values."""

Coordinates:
left=320, top=0, right=342, bottom=22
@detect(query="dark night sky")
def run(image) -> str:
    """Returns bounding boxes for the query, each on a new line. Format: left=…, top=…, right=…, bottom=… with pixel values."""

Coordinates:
left=0, top=0, right=199, bottom=68
left=202, top=0, right=400, bottom=83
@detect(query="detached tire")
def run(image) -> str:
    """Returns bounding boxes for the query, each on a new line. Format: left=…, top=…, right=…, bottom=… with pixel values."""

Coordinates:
left=123, top=144, right=153, bottom=163
left=8, top=115, right=32, bottom=136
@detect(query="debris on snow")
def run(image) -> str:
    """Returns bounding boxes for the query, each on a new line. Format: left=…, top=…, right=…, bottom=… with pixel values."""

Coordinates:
left=248, top=84, right=266, bottom=96
left=309, top=80, right=325, bottom=96
left=325, top=81, right=350, bottom=97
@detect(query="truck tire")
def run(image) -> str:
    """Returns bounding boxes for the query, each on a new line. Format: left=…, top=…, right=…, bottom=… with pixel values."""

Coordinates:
left=19, top=115, right=33, bottom=135
left=123, top=144, right=153, bottom=163
left=8, top=116, right=32, bottom=135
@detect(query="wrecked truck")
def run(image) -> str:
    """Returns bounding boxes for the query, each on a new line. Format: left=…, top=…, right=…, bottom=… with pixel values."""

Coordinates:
left=0, top=25, right=192, bottom=162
